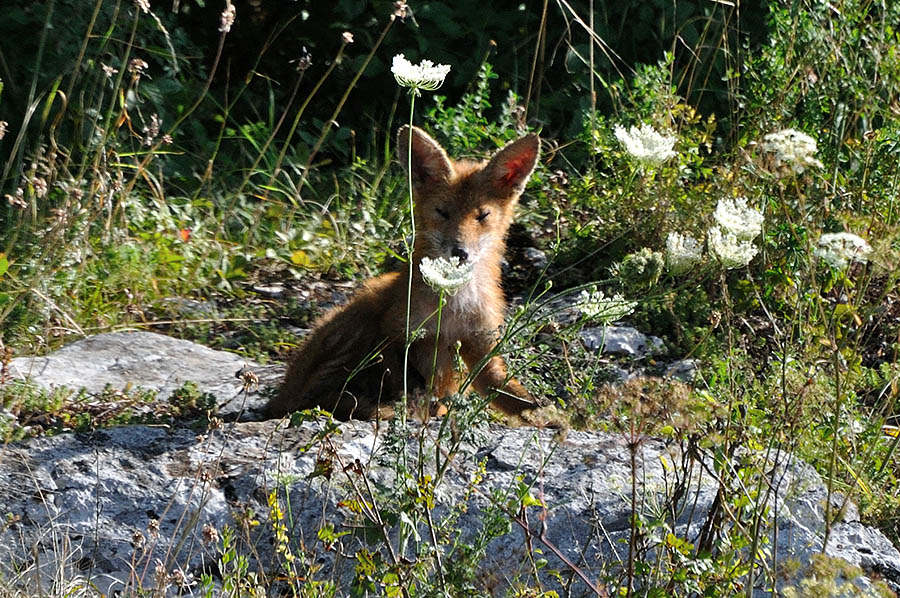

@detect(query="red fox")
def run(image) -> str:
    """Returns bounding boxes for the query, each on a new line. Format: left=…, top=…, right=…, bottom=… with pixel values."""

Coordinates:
left=266, top=126, right=540, bottom=420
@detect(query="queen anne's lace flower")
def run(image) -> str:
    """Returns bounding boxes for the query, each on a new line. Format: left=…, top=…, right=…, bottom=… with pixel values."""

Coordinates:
left=613, top=124, right=677, bottom=166
left=577, top=287, right=637, bottom=323
left=707, top=197, right=764, bottom=269
left=713, top=197, right=764, bottom=241
left=708, top=227, right=759, bottom=269
left=665, top=232, right=703, bottom=275
left=814, top=232, right=872, bottom=269
left=391, top=54, right=451, bottom=95
left=761, top=128, right=823, bottom=175
left=419, top=256, right=474, bottom=295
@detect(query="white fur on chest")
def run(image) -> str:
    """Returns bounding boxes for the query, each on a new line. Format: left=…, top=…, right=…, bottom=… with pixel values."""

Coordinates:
left=444, top=263, right=500, bottom=323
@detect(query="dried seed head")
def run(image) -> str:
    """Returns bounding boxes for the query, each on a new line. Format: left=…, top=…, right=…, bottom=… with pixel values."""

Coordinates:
left=5, top=188, right=26, bottom=209
left=237, top=365, right=259, bottom=392
left=131, top=530, right=145, bottom=548
left=147, top=518, right=160, bottom=538
left=293, top=46, right=313, bottom=72
left=142, top=114, right=161, bottom=146
left=392, top=1, right=409, bottom=20
left=219, top=3, right=236, bottom=33
left=153, top=560, right=168, bottom=589
left=202, top=523, right=220, bottom=545
left=31, top=177, right=48, bottom=199
left=128, top=59, right=149, bottom=77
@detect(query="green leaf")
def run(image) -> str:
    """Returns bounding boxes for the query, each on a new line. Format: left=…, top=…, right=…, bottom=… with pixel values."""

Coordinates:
left=290, top=250, right=311, bottom=267
left=522, top=490, right=544, bottom=508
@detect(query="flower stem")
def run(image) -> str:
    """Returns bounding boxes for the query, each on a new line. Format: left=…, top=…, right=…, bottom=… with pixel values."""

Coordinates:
left=429, top=291, right=445, bottom=395
left=402, top=92, right=416, bottom=433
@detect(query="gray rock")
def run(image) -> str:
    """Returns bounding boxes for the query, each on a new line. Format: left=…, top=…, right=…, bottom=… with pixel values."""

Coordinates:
left=1, top=419, right=898, bottom=597
left=159, top=297, right=218, bottom=317
left=252, top=284, right=286, bottom=298
left=581, top=325, right=666, bottom=357
left=1, top=334, right=898, bottom=596
left=664, top=358, right=699, bottom=381
left=7, top=331, right=277, bottom=419
left=522, top=247, right=548, bottom=270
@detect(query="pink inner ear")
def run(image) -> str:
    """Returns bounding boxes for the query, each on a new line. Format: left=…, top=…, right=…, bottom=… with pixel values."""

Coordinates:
left=503, top=154, right=532, bottom=185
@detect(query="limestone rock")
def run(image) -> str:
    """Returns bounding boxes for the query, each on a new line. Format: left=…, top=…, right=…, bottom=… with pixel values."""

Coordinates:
left=7, top=331, right=276, bottom=419
left=1, top=333, right=898, bottom=596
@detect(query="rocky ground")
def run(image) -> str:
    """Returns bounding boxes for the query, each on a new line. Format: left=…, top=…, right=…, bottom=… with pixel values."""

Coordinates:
left=1, top=330, right=898, bottom=596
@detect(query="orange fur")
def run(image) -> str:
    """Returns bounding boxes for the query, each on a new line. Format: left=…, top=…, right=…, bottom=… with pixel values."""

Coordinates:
left=267, top=126, right=540, bottom=420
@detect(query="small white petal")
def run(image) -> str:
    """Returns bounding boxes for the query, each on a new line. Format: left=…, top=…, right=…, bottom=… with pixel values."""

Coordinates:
left=391, top=53, right=451, bottom=93
left=577, top=287, right=637, bottom=322
left=713, top=197, right=764, bottom=241
left=761, top=128, right=823, bottom=175
left=708, top=226, right=759, bottom=269
left=814, top=232, right=872, bottom=269
left=419, top=256, right=474, bottom=295
left=665, top=232, right=703, bottom=275
left=614, top=124, right=677, bottom=166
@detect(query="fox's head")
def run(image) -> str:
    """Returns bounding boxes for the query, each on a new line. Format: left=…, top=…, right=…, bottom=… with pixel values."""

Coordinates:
left=398, top=126, right=539, bottom=268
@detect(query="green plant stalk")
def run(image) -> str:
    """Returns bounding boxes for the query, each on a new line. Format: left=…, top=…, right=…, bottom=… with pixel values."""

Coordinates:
left=0, top=0, right=58, bottom=206
left=253, top=47, right=340, bottom=202
left=626, top=429, right=637, bottom=598
left=428, top=291, right=445, bottom=395
left=296, top=19, right=395, bottom=198
left=823, top=270, right=852, bottom=551
left=401, top=90, right=416, bottom=438
left=823, top=341, right=844, bottom=551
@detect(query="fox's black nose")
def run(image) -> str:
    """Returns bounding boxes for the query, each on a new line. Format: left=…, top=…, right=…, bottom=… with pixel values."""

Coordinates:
left=451, top=246, right=469, bottom=262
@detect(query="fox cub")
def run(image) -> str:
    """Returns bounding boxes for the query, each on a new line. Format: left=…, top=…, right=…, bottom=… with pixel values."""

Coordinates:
left=267, top=126, right=540, bottom=420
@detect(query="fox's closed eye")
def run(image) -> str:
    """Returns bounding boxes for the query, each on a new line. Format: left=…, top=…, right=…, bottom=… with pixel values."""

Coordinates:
left=476, top=210, right=491, bottom=222
left=436, top=208, right=449, bottom=219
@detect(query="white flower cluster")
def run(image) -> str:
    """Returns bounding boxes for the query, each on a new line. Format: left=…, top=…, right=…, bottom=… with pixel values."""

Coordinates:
left=391, top=54, right=451, bottom=95
left=419, top=256, right=474, bottom=295
left=713, top=196, right=765, bottom=240
left=665, top=232, right=703, bottom=275
left=577, top=287, right=637, bottom=323
left=761, top=128, right=823, bottom=175
left=614, top=124, right=677, bottom=167
left=814, top=232, right=872, bottom=269
left=708, top=197, right=763, bottom=269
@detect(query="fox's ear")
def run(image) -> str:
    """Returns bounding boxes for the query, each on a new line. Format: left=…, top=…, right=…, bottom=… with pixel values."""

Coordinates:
left=484, top=134, right=540, bottom=197
left=398, top=125, right=453, bottom=187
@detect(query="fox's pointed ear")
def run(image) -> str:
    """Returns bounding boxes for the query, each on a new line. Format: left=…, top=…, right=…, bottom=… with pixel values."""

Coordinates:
left=398, top=125, right=453, bottom=187
left=485, top=134, right=540, bottom=197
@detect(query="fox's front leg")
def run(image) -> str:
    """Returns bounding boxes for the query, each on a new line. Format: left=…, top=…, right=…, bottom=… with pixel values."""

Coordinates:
left=460, top=337, right=535, bottom=415
left=412, top=338, right=460, bottom=395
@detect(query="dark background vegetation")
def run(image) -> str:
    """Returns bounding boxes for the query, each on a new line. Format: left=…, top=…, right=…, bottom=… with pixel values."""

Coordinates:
left=0, top=0, right=769, bottom=192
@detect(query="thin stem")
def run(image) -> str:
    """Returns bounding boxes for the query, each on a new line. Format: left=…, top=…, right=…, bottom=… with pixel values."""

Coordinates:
left=823, top=329, right=844, bottom=551
left=296, top=19, right=394, bottom=197
left=626, top=430, right=637, bottom=598
left=402, top=91, right=416, bottom=434
left=429, top=291, right=445, bottom=394
left=255, top=54, right=337, bottom=201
